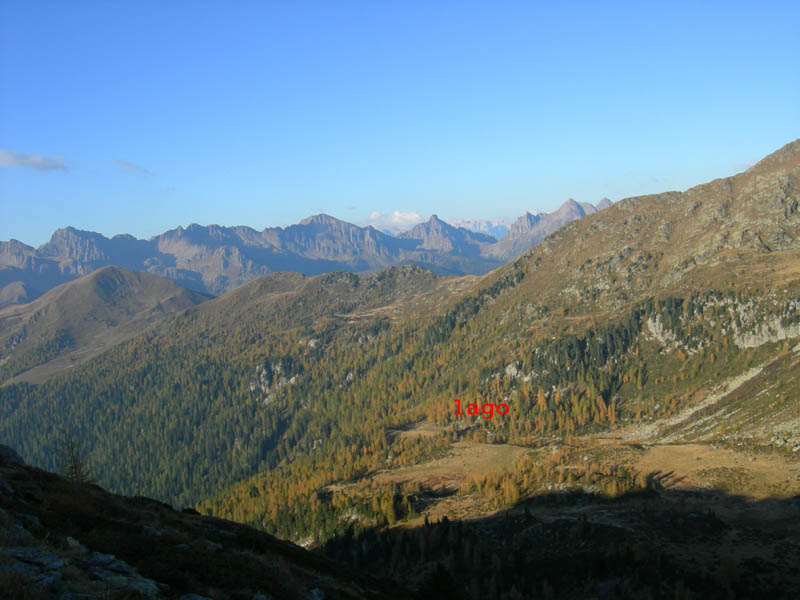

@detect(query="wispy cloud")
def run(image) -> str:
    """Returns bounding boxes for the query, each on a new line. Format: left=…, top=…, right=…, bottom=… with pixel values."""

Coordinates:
left=0, top=149, right=66, bottom=171
left=362, top=210, right=424, bottom=234
left=116, top=159, right=153, bottom=176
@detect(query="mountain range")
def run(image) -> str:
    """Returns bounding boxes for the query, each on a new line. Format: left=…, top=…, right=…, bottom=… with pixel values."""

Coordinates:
left=2, top=140, right=800, bottom=598
left=0, top=199, right=611, bottom=306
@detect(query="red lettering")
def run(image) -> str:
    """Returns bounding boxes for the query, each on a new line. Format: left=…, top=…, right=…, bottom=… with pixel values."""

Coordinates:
left=453, top=399, right=510, bottom=418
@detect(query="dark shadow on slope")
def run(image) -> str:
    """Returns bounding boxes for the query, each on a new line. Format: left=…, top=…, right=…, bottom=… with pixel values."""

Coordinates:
left=0, top=447, right=410, bottom=600
left=319, top=477, right=800, bottom=600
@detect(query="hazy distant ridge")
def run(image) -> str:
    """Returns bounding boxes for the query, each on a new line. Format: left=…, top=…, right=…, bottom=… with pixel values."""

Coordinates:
left=0, top=199, right=610, bottom=303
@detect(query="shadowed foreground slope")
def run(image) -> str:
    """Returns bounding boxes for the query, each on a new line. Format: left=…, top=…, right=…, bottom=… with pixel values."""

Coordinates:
left=320, top=477, right=800, bottom=599
left=0, top=445, right=410, bottom=600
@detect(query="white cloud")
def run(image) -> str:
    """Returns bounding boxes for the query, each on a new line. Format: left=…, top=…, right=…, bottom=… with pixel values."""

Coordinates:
left=0, top=149, right=66, bottom=171
left=362, top=210, right=425, bottom=234
left=116, top=159, right=153, bottom=176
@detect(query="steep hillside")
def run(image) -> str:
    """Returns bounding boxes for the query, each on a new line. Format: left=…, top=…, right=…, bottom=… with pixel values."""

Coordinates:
left=0, top=445, right=408, bottom=600
left=0, top=266, right=210, bottom=385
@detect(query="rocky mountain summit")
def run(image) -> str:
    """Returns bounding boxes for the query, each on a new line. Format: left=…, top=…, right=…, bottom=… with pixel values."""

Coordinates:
left=0, top=445, right=406, bottom=600
left=485, top=198, right=603, bottom=260
left=397, top=215, right=496, bottom=253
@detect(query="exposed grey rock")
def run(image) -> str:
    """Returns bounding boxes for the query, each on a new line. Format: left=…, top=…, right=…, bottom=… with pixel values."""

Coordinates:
left=34, top=570, right=62, bottom=586
left=129, top=577, right=161, bottom=597
left=82, top=552, right=136, bottom=575
left=83, top=551, right=116, bottom=567
left=65, top=536, right=86, bottom=552
left=87, top=566, right=159, bottom=597
left=6, top=546, right=65, bottom=570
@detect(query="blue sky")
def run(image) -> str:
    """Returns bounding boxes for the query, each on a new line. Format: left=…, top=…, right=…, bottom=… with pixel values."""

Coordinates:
left=1, top=1, right=799, bottom=246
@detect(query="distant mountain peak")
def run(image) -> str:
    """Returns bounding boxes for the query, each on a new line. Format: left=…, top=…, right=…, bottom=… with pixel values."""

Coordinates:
left=558, top=198, right=586, bottom=215
left=298, top=213, right=347, bottom=226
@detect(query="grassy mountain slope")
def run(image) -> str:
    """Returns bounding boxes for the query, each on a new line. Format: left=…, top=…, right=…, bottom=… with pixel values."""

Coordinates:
left=0, top=266, right=210, bottom=385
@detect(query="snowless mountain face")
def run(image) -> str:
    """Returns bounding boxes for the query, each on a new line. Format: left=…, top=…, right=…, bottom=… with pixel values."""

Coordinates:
left=0, top=200, right=610, bottom=304
left=449, top=218, right=512, bottom=241
left=483, top=198, right=612, bottom=260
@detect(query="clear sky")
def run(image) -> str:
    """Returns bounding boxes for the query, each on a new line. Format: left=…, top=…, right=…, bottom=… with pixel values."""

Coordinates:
left=1, top=0, right=799, bottom=246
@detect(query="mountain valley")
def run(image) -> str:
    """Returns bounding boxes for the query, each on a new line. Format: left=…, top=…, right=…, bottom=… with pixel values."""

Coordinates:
left=2, top=139, right=800, bottom=598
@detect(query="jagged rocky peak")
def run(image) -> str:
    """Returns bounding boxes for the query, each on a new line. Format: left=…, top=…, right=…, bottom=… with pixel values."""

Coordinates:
left=398, top=214, right=444, bottom=238
left=0, top=239, right=35, bottom=253
left=597, top=197, right=613, bottom=210
left=557, top=198, right=587, bottom=217
left=504, top=212, right=541, bottom=240
left=423, top=214, right=449, bottom=231
left=37, top=227, right=110, bottom=261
